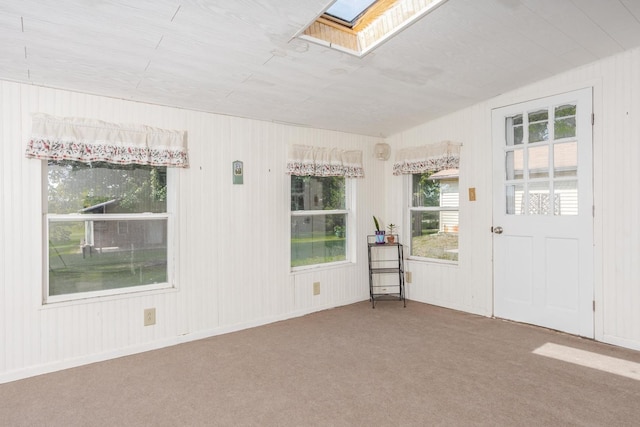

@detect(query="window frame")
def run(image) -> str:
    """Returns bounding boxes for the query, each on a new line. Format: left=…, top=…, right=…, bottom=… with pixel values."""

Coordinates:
left=290, top=176, right=354, bottom=271
left=42, top=162, right=177, bottom=304
left=406, top=172, right=459, bottom=264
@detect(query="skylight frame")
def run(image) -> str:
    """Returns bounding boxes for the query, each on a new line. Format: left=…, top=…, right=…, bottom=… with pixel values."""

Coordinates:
left=323, top=0, right=379, bottom=28
left=297, top=0, right=450, bottom=58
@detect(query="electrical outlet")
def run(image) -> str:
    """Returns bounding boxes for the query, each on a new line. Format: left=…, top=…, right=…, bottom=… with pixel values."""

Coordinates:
left=405, top=271, right=412, bottom=283
left=144, top=308, right=156, bottom=326
left=313, top=281, right=320, bottom=296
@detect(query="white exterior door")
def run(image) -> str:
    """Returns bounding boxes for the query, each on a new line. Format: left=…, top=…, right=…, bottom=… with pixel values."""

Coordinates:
left=492, top=88, right=594, bottom=337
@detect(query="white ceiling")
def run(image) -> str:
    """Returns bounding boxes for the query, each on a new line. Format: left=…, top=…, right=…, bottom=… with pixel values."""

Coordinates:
left=1, top=0, right=640, bottom=137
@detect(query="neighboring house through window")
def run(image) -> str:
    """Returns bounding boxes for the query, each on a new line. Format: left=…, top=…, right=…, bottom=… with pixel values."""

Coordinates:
left=25, top=113, right=188, bottom=303
left=47, top=161, right=172, bottom=300
left=409, top=169, right=459, bottom=261
left=393, top=141, right=461, bottom=263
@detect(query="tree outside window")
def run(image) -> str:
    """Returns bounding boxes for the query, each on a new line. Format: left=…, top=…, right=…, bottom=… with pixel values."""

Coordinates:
left=410, top=170, right=459, bottom=262
left=290, top=176, right=348, bottom=268
left=47, top=161, right=171, bottom=300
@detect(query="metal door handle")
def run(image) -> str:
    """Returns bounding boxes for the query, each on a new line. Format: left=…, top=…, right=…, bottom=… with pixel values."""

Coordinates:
left=493, top=226, right=503, bottom=234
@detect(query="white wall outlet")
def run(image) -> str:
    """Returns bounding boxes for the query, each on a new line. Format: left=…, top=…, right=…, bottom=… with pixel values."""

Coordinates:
left=405, top=271, right=412, bottom=283
left=313, top=282, right=320, bottom=295
left=144, top=308, right=156, bottom=326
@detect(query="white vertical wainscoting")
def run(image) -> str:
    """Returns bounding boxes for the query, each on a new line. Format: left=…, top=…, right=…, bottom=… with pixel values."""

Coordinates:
left=385, top=103, right=494, bottom=317
left=0, top=81, right=383, bottom=383
left=385, top=45, right=640, bottom=351
left=596, top=48, right=640, bottom=350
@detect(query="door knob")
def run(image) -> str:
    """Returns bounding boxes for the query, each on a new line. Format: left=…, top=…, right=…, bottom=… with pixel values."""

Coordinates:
left=493, top=226, right=503, bottom=234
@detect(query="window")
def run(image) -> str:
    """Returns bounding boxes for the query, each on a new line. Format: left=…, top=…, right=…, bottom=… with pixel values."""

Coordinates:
left=291, top=176, right=349, bottom=268
left=300, top=0, right=449, bottom=57
left=409, top=170, right=459, bottom=262
left=504, top=103, right=578, bottom=216
left=324, top=0, right=378, bottom=27
left=46, top=161, right=172, bottom=301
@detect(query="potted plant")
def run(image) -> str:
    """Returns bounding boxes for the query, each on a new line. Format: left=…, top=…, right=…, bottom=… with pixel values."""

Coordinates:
left=334, top=225, right=345, bottom=238
left=386, top=223, right=397, bottom=244
left=373, top=216, right=385, bottom=244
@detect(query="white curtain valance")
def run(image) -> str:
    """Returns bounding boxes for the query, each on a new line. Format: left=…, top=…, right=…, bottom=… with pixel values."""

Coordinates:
left=286, top=144, right=364, bottom=178
left=25, top=113, right=189, bottom=168
left=392, top=141, right=461, bottom=175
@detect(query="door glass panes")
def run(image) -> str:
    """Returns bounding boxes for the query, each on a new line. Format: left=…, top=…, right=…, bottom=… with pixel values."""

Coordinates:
left=554, top=142, right=577, bottom=177
left=554, top=180, right=578, bottom=215
left=528, top=110, right=549, bottom=142
left=505, top=184, right=524, bottom=215
left=527, top=182, right=551, bottom=215
left=504, top=102, right=580, bottom=216
left=505, top=149, right=524, bottom=180
left=555, top=104, right=577, bottom=139
left=506, top=114, right=523, bottom=145
left=528, top=145, right=549, bottom=179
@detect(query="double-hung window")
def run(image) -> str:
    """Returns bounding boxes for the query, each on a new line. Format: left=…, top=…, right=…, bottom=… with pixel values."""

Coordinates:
left=409, top=170, right=459, bottom=262
left=287, top=145, right=363, bottom=269
left=25, top=113, right=188, bottom=303
left=291, top=175, right=349, bottom=268
left=394, top=141, right=461, bottom=263
left=46, top=161, right=173, bottom=301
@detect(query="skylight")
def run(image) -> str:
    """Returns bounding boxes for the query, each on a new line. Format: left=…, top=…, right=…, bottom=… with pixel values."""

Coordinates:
left=324, top=0, right=378, bottom=27
left=298, top=0, right=449, bottom=57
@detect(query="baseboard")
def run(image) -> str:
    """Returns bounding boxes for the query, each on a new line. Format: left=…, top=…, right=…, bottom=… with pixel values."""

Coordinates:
left=0, top=297, right=366, bottom=384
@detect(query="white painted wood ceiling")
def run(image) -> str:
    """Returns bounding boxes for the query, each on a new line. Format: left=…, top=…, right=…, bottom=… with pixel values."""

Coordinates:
left=1, top=0, right=640, bottom=137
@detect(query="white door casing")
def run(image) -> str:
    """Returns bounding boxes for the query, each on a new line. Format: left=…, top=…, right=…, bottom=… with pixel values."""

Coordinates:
left=492, top=88, right=594, bottom=338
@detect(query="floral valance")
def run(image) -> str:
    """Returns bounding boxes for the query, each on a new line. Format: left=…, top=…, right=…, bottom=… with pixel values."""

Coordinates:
left=392, top=141, right=461, bottom=175
left=25, top=113, right=189, bottom=168
left=286, top=144, right=364, bottom=178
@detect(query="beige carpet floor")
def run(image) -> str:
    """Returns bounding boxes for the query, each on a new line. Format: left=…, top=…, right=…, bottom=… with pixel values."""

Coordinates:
left=1, top=301, right=640, bottom=426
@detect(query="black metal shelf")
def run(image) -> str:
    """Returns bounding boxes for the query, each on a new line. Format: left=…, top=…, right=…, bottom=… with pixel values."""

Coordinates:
left=367, top=235, right=406, bottom=308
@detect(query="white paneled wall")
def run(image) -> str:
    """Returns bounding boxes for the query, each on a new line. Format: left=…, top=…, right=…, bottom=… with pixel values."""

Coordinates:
left=3, top=44, right=640, bottom=382
left=0, top=82, right=384, bottom=382
left=386, top=46, right=640, bottom=351
left=386, top=103, right=493, bottom=317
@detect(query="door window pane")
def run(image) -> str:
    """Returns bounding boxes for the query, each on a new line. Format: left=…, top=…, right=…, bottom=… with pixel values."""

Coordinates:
left=528, top=146, right=549, bottom=179
left=554, top=180, right=578, bottom=216
left=526, top=182, right=551, bottom=215
left=506, top=114, right=523, bottom=146
left=502, top=100, right=582, bottom=218
left=506, top=149, right=524, bottom=180
left=555, top=104, right=577, bottom=139
left=506, top=184, right=524, bottom=215
left=528, top=110, right=549, bottom=142
left=554, top=142, right=577, bottom=177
